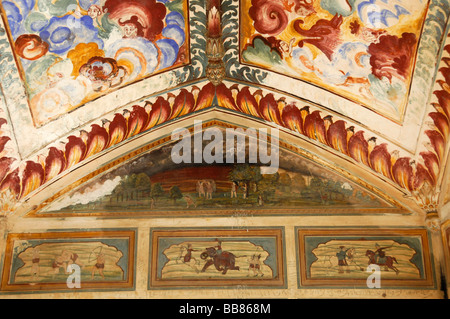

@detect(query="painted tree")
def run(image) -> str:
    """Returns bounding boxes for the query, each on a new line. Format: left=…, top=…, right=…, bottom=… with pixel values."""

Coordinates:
left=151, top=182, right=165, bottom=204
left=307, top=176, right=325, bottom=200
left=258, top=172, right=280, bottom=200
left=135, top=173, right=151, bottom=199
left=123, top=174, right=137, bottom=200
left=113, top=183, right=125, bottom=202
left=169, top=186, right=183, bottom=204
left=229, top=164, right=262, bottom=198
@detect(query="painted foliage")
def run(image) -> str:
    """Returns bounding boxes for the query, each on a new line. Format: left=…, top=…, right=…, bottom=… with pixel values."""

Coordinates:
left=0, top=0, right=189, bottom=126
left=297, top=228, right=434, bottom=288
left=1, top=230, right=136, bottom=292
left=240, top=0, right=429, bottom=120
left=149, top=228, right=285, bottom=288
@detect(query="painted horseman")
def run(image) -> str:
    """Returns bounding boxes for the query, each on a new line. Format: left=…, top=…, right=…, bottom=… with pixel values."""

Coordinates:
left=374, top=243, right=389, bottom=264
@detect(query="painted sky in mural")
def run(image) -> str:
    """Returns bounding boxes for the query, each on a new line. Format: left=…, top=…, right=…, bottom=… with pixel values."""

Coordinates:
left=1, top=0, right=189, bottom=126
left=240, top=0, right=429, bottom=121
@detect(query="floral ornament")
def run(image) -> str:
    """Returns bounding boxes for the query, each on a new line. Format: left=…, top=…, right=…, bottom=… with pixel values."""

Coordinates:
left=207, top=0, right=221, bottom=37
left=79, top=56, right=127, bottom=92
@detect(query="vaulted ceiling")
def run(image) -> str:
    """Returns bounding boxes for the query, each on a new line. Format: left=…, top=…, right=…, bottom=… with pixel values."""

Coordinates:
left=0, top=0, right=449, bottom=219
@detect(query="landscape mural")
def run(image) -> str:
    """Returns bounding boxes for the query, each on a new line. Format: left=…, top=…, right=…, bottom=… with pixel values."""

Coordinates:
left=0, top=0, right=189, bottom=126
left=297, top=228, right=434, bottom=288
left=149, top=228, right=285, bottom=288
left=36, top=140, right=397, bottom=217
left=1, top=230, right=136, bottom=292
left=240, top=0, right=430, bottom=120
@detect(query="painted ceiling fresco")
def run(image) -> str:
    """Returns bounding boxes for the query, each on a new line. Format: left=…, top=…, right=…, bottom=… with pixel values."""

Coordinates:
left=0, top=0, right=446, bottom=221
left=0, top=0, right=448, bottom=300
left=240, top=0, right=429, bottom=121
left=1, top=0, right=189, bottom=126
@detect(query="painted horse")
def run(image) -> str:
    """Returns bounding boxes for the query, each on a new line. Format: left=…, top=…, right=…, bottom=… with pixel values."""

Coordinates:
left=365, top=250, right=400, bottom=274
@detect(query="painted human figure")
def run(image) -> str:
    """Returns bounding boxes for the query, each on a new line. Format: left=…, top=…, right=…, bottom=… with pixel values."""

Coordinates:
left=242, top=183, right=247, bottom=199
left=231, top=182, right=237, bottom=198
left=52, top=254, right=66, bottom=275
left=258, top=195, right=264, bottom=206
left=70, top=251, right=83, bottom=267
left=215, top=239, right=223, bottom=255
left=183, top=244, right=197, bottom=263
left=345, top=248, right=357, bottom=269
left=92, top=253, right=106, bottom=280
left=150, top=197, right=155, bottom=209
left=52, top=250, right=82, bottom=275
left=198, top=181, right=205, bottom=198
left=180, top=244, right=200, bottom=273
left=205, top=181, right=214, bottom=199
left=336, top=246, right=350, bottom=274
left=87, top=5, right=103, bottom=19
left=119, top=16, right=144, bottom=38
left=248, top=254, right=264, bottom=277
left=374, top=243, right=389, bottom=264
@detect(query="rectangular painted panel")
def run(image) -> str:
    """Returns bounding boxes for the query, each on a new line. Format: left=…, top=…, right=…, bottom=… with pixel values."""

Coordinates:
left=296, top=228, right=434, bottom=288
left=149, top=228, right=286, bottom=288
left=1, top=229, right=136, bottom=293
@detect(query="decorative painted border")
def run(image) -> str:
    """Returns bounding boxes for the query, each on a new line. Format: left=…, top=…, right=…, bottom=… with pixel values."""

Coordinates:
left=222, top=0, right=268, bottom=83
left=149, top=227, right=286, bottom=289
left=175, top=0, right=208, bottom=83
left=296, top=227, right=435, bottom=289
left=0, top=229, right=136, bottom=293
